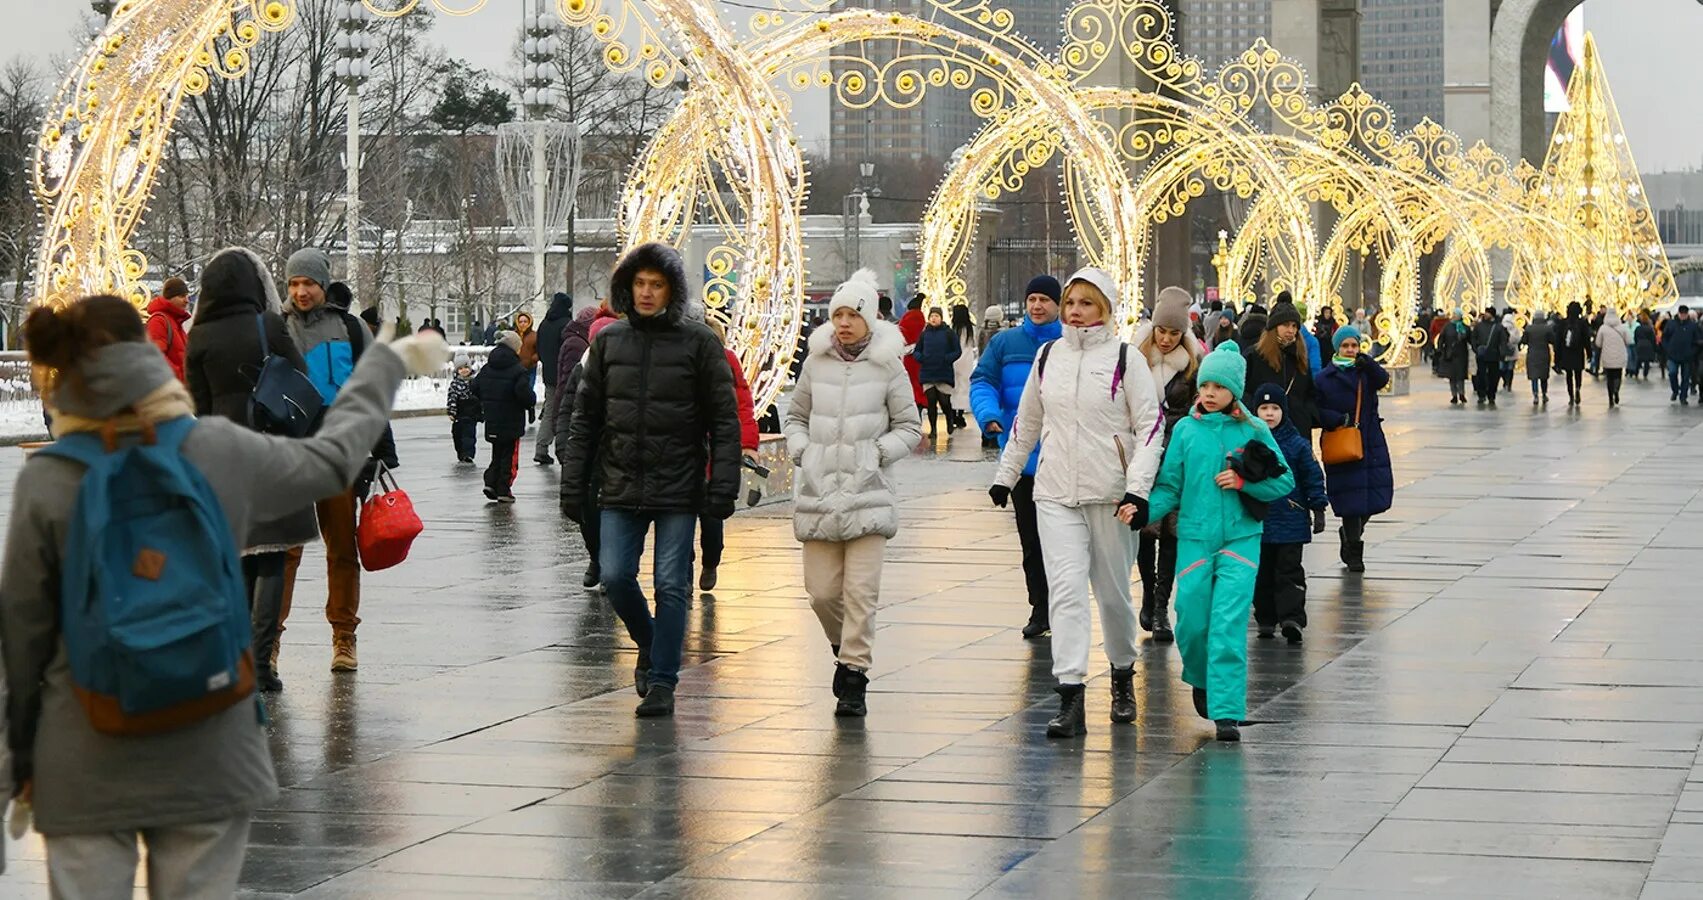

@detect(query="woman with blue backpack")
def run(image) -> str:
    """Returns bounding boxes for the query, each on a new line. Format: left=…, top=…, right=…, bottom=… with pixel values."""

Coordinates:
left=0, top=293, right=446, bottom=898
left=185, top=248, right=315, bottom=694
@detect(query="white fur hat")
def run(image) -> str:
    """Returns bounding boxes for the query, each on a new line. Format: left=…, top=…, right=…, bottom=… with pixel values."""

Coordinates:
left=830, top=269, right=881, bottom=330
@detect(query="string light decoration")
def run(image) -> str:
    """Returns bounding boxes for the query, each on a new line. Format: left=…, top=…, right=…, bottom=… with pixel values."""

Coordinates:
left=29, top=0, right=1664, bottom=382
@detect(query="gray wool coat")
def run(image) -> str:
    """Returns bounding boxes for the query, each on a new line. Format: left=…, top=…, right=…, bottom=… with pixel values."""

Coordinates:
left=0, top=339, right=405, bottom=836
left=1522, top=317, right=1554, bottom=380
left=785, top=319, right=923, bottom=543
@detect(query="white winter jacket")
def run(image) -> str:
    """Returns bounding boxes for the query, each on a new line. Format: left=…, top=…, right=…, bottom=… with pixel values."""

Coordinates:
left=993, top=323, right=1165, bottom=506
left=786, top=320, right=925, bottom=542
left=1595, top=310, right=1632, bottom=370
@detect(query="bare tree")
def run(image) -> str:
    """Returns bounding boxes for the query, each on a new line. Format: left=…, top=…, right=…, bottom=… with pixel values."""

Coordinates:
left=0, top=59, right=45, bottom=344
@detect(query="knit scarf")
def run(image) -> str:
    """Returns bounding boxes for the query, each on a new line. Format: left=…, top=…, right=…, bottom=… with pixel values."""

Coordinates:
left=832, top=335, right=872, bottom=362
left=49, top=379, right=197, bottom=439
left=1332, top=355, right=1357, bottom=369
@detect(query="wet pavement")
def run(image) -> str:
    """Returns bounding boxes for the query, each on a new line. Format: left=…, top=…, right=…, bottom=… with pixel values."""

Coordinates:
left=2, top=368, right=1703, bottom=897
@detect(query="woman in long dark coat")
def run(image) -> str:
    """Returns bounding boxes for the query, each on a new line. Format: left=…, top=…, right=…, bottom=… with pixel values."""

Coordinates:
left=1315, top=326, right=1392, bottom=574
left=1437, top=310, right=1470, bottom=404
left=1522, top=312, right=1553, bottom=404
left=1552, top=301, right=1591, bottom=407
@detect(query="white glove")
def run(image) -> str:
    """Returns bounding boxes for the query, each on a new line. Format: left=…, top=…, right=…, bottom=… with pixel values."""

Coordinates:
left=387, top=331, right=451, bottom=378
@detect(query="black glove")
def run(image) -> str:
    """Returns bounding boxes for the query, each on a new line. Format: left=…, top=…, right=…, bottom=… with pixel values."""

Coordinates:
left=353, top=458, right=380, bottom=501
left=1357, top=352, right=1373, bottom=367
left=704, top=496, right=736, bottom=521
left=1119, top=493, right=1149, bottom=531
left=560, top=493, right=583, bottom=525
left=988, top=484, right=1010, bottom=508
left=1312, top=508, right=1327, bottom=534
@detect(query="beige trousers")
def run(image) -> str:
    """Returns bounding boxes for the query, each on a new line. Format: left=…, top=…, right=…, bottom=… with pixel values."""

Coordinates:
left=802, top=534, right=887, bottom=671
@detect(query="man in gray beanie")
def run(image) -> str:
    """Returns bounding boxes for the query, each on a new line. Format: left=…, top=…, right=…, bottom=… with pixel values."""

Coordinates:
left=277, top=247, right=397, bottom=673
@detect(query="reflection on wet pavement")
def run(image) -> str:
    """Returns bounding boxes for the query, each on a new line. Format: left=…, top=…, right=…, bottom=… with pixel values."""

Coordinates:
left=2, top=375, right=1703, bottom=897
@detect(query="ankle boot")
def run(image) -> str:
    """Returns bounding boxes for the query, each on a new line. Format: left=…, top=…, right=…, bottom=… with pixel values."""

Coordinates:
left=1138, top=585, right=1155, bottom=632
left=1347, top=541, right=1366, bottom=574
left=1216, top=719, right=1241, bottom=742
left=1152, top=597, right=1174, bottom=644
left=1021, top=607, right=1049, bottom=639
left=1338, top=527, right=1354, bottom=569
left=1046, top=684, right=1087, bottom=738
left=1109, top=666, right=1137, bottom=724
left=832, top=660, right=849, bottom=699
left=634, top=649, right=652, bottom=698
left=635, top=684, right=675, bottom=717
left=1192, top=687, right=1209, bottom=720
left=835, top=669, right=869, bottom=717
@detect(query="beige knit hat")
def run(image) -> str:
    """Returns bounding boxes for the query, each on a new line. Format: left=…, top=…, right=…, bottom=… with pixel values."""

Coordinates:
left=1153, top=286, right=1193, bottom=333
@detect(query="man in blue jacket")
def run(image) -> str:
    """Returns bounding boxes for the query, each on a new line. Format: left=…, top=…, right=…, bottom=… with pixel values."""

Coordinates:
left=971, top=275, right=1062, bottom=639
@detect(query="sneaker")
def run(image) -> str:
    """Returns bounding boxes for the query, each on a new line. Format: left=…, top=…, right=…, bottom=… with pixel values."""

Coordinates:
left=483, top=487, right=498, bottom=501
left=835, top=669, right=869, bottom=718
left=1020, top=611, right=1050, bottom=640
left=331, top=634, right=357, bottom=672
left=1257, top=625, right=1275, bottom=640
left=497, top=493, right=516, bottom=504
left=699, top=566, right=718, bottom=592
left=1216, top=719, right=1242, bottom=742
left=534, top=455, right=555, bottom=466
left=1280, top=620, right=1303, bottom=645
left=635, top=684, right=675, bottom=717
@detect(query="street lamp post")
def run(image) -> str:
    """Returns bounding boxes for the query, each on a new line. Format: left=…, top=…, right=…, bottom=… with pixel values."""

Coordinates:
left=336, top=2, right=374, bottom=302
left=520, top=2, right=562, bottom=311
left=843, top=161, right=878, bottom=279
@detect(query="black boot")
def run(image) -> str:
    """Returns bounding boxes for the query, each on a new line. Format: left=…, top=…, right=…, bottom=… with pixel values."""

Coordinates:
left=1152, top=605, right=1174, bottom=644
left=252, top=632, right=283, bottom=694
left=835, top=669, right=868, bottom=717
left=635, top=684, right=675, bottom=717
left=698, top=565, right=718, bottom=591
left=1281, top=620, right=1303, bottom=645
left=831, top=655, right=847, bottom=699
left=1338, top=527, right=1355, bottom=570
left=583, top=560, right=601, bottom=589
left=1257, top=624, right=1275, bottom=640
left=1109, top=666, right=1137, bottom=724
left=1192, top=687, right=1209, bottom=720
left=1046, top=684, right=1087, bottom=738
left=634, top=649, right=652, bottom=698
left=1021, top=607, right=1049, bottom=639
left=1346, top=540, right=1366, bottom=574
left=1139, top=584, right=1155, bottom=632
left=1216, top=719, right=1241, bottom=742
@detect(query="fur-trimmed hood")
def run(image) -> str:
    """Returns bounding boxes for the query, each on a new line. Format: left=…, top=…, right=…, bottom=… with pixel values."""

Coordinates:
left=609, top=242, right=689, bottom=325
left=194, top=246, right=283, bottom=324
left=808, top=317, right=906, bottom=365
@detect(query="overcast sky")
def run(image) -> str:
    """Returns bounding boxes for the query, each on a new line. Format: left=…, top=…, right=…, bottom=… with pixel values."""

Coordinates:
left=3, top=1, right=1700, bottom=170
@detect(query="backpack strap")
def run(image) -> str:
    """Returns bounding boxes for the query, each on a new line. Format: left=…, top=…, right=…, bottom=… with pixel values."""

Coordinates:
left=35, top=432, right=105, bottom=469
left=1036, top=340, right=1055, bottom=382
left=149, top=313, right=174, bottom=352
left=1111, top=342, right=1129, bottom=400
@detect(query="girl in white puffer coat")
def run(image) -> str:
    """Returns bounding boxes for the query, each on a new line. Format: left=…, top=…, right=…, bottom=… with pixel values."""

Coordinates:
left=786, top=269, right=924, bottom=718
left=990, top=267, right=1164, bottom=739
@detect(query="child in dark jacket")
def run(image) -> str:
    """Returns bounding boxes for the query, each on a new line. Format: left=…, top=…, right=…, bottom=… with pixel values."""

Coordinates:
left=473, top=333, right=535, bottom=502
left=447, top=355, right=481, bottom=464
left=1250, top=383, right=1328, bottom=645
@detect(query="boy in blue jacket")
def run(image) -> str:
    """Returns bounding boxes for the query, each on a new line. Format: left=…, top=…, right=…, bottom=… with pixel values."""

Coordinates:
left=1250, top=383, right=1328, bottom=645
left=970, top=275, right=1063, bottom=638
left=1147, top=342, right=1295, bottom=742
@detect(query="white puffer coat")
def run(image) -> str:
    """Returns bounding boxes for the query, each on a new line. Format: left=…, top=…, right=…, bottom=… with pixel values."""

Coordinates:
left=786, top=320, right=925, bottom=542
left=993, top=323, right=1165, bottom=506
left=1595, top=309, right=1633, bottom=370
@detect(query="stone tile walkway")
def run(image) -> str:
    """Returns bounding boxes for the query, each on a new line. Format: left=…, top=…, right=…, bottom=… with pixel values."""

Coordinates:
left=2, top=369, right=1702, bottom=898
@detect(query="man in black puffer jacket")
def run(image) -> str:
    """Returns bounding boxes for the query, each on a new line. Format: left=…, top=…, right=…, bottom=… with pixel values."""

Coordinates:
left=562, top=243, right=741, bottom=718
left=532, top=291, right=574, bottom=465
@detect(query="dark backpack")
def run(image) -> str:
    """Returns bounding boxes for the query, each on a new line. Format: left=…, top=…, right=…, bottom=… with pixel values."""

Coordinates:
left=36, top=418, right=256, bottom=736
left=247, top=314, right=324, bottom=438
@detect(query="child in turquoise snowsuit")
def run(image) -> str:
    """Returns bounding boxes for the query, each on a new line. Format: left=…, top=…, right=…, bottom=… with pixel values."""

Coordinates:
left=1147, top=340, right=1296, bottom=741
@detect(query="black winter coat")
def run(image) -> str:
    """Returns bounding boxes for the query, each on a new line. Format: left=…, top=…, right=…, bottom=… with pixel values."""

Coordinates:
left=1438, top=320, right=1471, bottom=380
left=1242, top=343, right=1325, bottom=435
left=187, top=310, right=306, bottom=426
left=473, top=345, right=535, bottom=441
left=1553, top=316, right=1591, bottom=371
left=536, top=293, right=574, bottom=387
left=561, top=242, right=741, bottom=515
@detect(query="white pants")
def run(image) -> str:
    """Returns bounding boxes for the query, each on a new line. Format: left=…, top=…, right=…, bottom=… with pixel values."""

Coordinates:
left=1036, top=500, right=1140, bottom=684
left=46, top=815, right=250, bottom=900
left=803, top=535, right=887, bottom=671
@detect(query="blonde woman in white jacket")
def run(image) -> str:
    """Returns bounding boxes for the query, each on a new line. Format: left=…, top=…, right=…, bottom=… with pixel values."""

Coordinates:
left=989, top=268, right=1164, bottom=738
left=786, top=270, right=924, bottom=718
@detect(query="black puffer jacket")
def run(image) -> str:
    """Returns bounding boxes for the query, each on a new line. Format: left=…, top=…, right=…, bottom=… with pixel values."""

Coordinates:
left=473, top=345, right=535, bottom=441
left=1243, top=340, right=1323, bottom=435
left=561, top=243, right=740, bottom=516
left=536, top=292, right=574, bottom=388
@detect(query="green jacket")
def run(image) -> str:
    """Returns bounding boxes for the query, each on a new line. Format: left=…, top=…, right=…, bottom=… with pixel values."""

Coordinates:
left=1147, top=406, right=1296, bottom=545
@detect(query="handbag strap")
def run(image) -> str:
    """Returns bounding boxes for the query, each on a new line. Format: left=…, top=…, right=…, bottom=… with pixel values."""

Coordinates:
left=370, top=460, right=399, bottom=496
left=1349, top=375, right=1363, bottom=428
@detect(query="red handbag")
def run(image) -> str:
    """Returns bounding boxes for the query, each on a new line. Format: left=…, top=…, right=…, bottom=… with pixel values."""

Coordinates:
left=357, top=462, right=422, bottom=572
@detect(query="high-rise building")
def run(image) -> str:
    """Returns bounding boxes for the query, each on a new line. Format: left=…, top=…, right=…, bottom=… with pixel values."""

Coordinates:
left=1180, top=0, right=1270, bottom=72
left=1358, top=0, right=1444, bottom=128
left=828, top=0, right=1073, bottom=164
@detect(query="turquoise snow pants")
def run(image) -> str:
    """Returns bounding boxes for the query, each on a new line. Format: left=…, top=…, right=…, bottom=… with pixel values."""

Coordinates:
left=1174, top=536, right=1261, bottom=722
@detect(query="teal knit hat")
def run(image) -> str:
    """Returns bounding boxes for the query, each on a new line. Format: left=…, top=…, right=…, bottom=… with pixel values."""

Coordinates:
left=1197, top=339, right=1247, bottom=396
left=1332, top=324, right=1363, bottom=353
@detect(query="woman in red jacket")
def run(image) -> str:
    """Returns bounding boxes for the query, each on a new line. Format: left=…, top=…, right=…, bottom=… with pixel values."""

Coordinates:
left=898, top=293, right=928, bottom=412
left=699, top=318, right=760, bottom=591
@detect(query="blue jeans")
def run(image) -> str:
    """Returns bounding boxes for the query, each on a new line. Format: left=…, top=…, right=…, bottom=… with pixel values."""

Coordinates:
left=1669, top=359, right=1694, bottom=399
left=600, top=509, right=696, bottom=688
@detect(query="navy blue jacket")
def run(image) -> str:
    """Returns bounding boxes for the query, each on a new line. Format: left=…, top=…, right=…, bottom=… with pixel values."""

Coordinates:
left=1664, top=316, right=1700, bottom=364
left=970, top=317, right=1063, bottom=477
left=473, top=345, right=535, bottom=441
left=1315, top=357, right=1393, bottom=519
left=1261, top=407, right=1328, bottom=544
left=913, top=324, right=962, bottom=385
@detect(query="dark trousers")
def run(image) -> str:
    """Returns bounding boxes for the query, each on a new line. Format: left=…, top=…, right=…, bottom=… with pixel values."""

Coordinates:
left=1474, top=367, right=1499, bottom=401
left=243, top=552, right=288, bottom=670
left=601, top=509, right=696, bottom=687
left=1252, top=542, right=1308, bottom=628
left=924, top=386, right=956, bottom=433
left=1011, top=475, right=1048, bottom=614
left=1137, top=531, right=1178, bottom=618
left=451, top=420, right=477, bottom=461
left=1669, top=359, right=1693, bottom=399
left=699, top=514, right=724, bottom=570
left=1449, top=377, right=1466, bottom=399
left=485, top=438, right=519, bottom=496
left=1604, top=368, right=1623, bottom=405
left=1530, top=376, right=1549, bottom=400
left=1566, top=366, right=1586, bottom=403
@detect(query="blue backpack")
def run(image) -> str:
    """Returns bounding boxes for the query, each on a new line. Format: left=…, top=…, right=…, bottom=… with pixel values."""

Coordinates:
left=303, top=314, right=362, bottom=403
left=37, top=417, right=256, bottom=736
